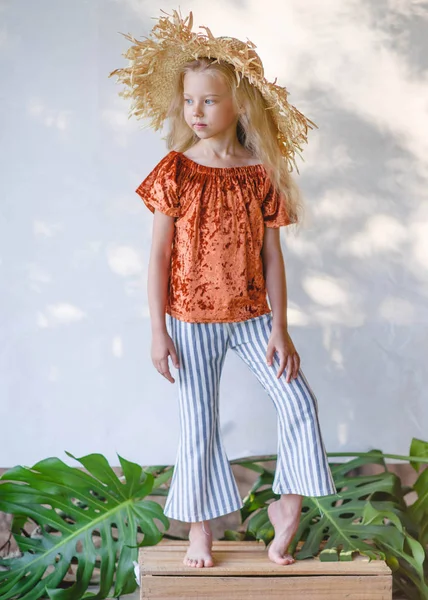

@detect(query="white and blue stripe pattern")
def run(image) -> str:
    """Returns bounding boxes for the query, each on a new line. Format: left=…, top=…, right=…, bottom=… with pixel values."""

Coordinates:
left=163, top=312, right=337, bottom=523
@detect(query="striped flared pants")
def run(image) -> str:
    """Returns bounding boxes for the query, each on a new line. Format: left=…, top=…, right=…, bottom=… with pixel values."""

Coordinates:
left=163, top=312, right=337, bottom=523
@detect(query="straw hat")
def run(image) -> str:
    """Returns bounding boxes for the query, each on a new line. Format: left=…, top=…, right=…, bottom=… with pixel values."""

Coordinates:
left=109, top=8, right=318, bottom=172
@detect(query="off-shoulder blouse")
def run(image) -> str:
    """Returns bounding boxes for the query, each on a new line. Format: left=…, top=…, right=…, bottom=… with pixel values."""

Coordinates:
left=136, top=150, right=291, bottom=323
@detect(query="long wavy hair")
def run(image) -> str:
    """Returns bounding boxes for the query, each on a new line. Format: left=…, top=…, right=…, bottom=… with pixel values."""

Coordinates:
left=164, top=57, right=304, bottom=225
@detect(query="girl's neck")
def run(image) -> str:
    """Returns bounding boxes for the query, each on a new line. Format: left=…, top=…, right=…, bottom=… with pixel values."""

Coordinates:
left=180, top=144, right=261, bottom=168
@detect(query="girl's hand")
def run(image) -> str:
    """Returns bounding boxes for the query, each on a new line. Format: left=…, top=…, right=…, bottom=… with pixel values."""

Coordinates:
left=151, top=331, right=180, bottom=384
left=266, top=326, right=300, bottom=383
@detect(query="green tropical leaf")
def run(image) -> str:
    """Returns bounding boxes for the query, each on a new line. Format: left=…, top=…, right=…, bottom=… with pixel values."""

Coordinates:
left=240, top=453, right=404, bottom=563
left=363, top=503, right=428, bottom=599
left=408, top=439, right=428, bottom=547
left=221, top=530, right=246, bottom=541
left=409, top=438, right=428, bottom=473
left=150, top=466, right=174, bottom=494
left=0, top=452, right=170, bottom=600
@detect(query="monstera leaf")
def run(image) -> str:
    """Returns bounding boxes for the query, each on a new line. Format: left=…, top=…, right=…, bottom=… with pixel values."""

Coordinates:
left=0, top=452, right=170, bottom=600
left=408, top=438, right=428, bottom=546
left=361, top=501, right=428, bottom=600
left=239, top=450, right=405, bottom=561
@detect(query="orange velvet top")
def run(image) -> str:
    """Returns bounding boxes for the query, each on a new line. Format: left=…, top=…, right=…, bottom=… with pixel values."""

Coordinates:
left=136, top=150, right=291, bottom=323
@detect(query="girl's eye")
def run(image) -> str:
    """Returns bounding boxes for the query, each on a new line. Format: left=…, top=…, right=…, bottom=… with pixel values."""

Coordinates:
left=184, top=99, right=214, bottom=105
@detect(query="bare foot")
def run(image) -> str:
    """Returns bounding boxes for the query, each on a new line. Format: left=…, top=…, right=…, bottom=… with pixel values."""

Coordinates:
left=267, top=496, right=302, bottom=566
left=183, top=521, right=214, bottom=568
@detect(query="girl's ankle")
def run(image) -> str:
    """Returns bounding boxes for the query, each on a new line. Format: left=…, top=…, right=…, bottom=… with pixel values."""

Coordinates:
left=189, top=520, right=211, bottom=535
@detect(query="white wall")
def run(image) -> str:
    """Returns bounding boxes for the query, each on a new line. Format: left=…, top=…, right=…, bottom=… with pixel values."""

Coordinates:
left=1, top=0, right=427, bottom=467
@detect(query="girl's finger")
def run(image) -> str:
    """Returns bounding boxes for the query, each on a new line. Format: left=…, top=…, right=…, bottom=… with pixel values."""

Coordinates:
left=285, top=355, right=293, bottom=383
left=277, top=354, right=287, bottom=379
left=266, top=345, right=275, bottom=366
left=293, top=353, right=300, bottom=379
left=169, top=345, right=180, bottom=368
left=159, top=357, right=174, bottom=383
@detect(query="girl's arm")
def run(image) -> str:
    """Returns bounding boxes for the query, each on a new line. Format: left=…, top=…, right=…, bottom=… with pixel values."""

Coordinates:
left=261, top=227, right=300, bottom=381
left=261, top=227, right=288, bottom=330
left=148, top=210, right=175, bottom=334
left=148, top=210, right=179, bottom=383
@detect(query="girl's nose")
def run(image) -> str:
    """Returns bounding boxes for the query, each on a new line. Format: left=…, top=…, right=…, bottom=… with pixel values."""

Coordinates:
left=193, top=105, right=203, bottom=117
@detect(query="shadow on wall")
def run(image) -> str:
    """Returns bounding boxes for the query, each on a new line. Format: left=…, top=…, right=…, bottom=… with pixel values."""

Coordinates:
left=0, top=0, right=427, bottom=465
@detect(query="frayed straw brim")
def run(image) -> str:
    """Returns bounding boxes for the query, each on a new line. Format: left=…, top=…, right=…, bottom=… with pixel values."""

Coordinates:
left=109, top=8, right=318, bottom=173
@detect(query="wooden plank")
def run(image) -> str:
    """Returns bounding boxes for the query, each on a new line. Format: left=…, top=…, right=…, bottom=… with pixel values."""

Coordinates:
left=141, top=574, right=392, bottom=599
left=140, top=548, right=392, bottom=576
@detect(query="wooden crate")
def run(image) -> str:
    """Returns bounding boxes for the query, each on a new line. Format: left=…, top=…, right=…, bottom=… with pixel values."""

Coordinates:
left=139, top=539, right=392, bottom=599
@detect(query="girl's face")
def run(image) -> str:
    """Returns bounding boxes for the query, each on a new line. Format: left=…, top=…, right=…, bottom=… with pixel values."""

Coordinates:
left=183, top=70, right=239, bottom=140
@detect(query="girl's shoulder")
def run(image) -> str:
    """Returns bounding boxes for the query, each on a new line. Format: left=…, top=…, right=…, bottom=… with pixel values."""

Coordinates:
left=141, top=150, right=181, bottom=185
left=149, top=150, right=194, bottom=180
left=136, top=151, right=181, bottom=217
left=152, top=149, right=180, bottom=170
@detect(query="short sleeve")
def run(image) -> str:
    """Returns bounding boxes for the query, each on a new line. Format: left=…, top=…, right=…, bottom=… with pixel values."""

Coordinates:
left=135, top=152, right=181, bottom=217
left=261, top=177, right=292, bottom=228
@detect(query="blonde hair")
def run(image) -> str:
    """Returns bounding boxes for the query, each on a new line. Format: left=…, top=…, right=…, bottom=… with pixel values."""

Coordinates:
left=164, top=57, right=304, bottom=225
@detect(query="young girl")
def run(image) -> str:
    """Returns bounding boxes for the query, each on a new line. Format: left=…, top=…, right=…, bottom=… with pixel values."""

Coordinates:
left=110, top=9, right=337, bottom=569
